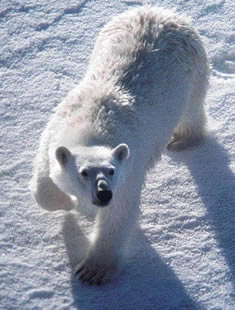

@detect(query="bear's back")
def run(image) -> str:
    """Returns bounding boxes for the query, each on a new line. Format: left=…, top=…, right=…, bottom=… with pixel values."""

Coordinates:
left=50, top=6, right=208, bottom=150
left=86, top=6, right=206, bottom=97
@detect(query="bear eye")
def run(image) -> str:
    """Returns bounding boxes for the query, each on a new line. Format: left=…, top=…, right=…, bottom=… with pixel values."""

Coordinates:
left=81, top=169, right=88, bottom=177
left=109, top=168, right=115, bottom=176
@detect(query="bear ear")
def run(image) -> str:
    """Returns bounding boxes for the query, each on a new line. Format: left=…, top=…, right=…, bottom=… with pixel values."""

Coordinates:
left=56, top=146, right=72, bottom=166
left=112, top=143, right=130, bottom=161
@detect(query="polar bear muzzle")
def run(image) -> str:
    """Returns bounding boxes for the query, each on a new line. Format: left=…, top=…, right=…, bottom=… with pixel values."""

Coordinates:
left=94, top=179, right=113, bottom=207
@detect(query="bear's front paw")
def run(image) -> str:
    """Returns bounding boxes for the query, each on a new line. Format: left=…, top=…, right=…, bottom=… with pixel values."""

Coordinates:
left=74, top=254, right=117, bottom=285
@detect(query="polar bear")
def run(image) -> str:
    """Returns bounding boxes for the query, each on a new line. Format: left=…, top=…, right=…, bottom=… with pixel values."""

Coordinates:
left=31, top=6, right=209, bottom=285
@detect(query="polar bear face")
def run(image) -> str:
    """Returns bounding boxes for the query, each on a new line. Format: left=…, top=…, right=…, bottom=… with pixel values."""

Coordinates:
left=52, top=144, right=130, bottom=207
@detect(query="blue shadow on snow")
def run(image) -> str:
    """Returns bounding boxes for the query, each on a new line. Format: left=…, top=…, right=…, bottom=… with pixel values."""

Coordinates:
left=63, top=213, right=204, bottom=310
left=169, top=135, right=235, bottom=290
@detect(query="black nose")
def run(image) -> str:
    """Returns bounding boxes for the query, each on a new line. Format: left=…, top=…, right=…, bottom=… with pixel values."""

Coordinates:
left=96, top=179, right=112, bottom=205
left=96, top=189, right=112, bottom=204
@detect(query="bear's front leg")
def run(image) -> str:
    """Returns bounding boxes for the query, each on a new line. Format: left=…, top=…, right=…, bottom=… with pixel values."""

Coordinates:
left=31, top=174, right=75, bottom=212
left=75, top=198, right=138, bottom=285
left=75, top=248, right=119, bottom=285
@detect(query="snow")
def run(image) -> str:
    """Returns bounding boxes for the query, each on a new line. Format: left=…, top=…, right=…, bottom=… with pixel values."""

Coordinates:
left=0, top=0, right=234, bottom=309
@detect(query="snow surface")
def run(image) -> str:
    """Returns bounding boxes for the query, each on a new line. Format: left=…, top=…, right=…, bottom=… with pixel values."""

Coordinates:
left=0, top=0, right=234, bottom=309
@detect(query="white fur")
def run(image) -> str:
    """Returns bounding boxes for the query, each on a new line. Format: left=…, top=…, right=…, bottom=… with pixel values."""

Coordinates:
left=31, top=6, right=209, bottom=285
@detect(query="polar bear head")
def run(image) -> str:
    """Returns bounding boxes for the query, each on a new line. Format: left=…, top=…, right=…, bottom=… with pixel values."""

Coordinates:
left=51, top=144, right=130, bottom=207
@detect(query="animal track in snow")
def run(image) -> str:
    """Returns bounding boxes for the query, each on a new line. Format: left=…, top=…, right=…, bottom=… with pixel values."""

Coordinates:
left=29, top=289, right=54, bottom=299
left=212, top=32, right=235, bottom=79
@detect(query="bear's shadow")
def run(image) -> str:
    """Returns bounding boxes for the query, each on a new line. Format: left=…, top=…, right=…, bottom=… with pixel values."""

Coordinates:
left=63, top=213, right=203, bottom=310
left=169, top=135, right=235, bottom=291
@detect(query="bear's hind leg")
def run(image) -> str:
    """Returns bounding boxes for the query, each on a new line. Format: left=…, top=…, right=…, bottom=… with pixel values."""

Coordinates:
left=167, top=112, right=206, bottom=152
left=167, top=76, right=208, bottom=152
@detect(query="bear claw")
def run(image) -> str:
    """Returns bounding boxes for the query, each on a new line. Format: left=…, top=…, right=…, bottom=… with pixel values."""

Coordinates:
left=75, top=258, right=115, bottom=285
